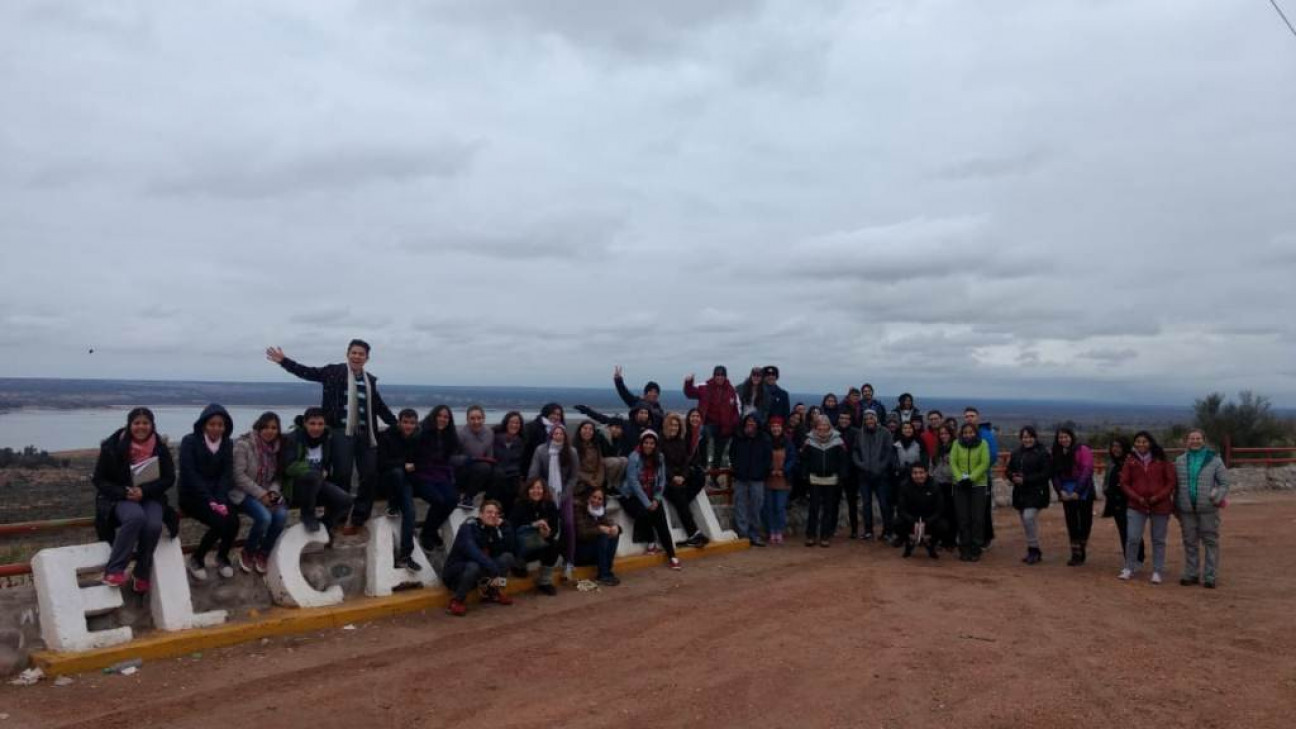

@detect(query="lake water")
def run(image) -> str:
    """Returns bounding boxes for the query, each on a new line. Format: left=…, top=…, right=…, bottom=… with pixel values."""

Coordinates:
left=0, top=407, right=515, bottom=452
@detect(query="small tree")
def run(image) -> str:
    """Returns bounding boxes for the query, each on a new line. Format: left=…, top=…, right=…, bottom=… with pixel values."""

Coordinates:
left=1193, top=391, right=1286, bottom=448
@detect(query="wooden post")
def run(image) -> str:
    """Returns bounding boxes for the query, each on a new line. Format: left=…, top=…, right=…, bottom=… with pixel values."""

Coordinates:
left=1224, top=435, right=1232, bottom=467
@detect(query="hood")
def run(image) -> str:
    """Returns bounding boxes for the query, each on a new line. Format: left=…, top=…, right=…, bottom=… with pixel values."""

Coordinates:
left=806, top=429, right=844, bottom=451
left=192, top=403, right=233, bottom=438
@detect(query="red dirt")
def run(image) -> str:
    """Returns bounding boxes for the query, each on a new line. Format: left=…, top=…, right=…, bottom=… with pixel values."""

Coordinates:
left=4, top=493, right=1295, bottom=729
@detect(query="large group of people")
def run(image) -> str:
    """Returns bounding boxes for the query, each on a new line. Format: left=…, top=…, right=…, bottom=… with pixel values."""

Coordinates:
left=89, top=339, right=1232, bottom=618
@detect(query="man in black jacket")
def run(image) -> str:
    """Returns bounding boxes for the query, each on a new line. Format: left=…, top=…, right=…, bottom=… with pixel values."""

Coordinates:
left=762, top=366, right=790, bottom=421
left=266, top=339, right=397, bottom=531
left=612, top=365, right=664, bottom=432
left=895, top=463, right=944, bottom=559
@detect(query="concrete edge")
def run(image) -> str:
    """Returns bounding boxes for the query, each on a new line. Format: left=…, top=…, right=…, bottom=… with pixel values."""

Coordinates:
left=30, top=539, right=750, bottom=676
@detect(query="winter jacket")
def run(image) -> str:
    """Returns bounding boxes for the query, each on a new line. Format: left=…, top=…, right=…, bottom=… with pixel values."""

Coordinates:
left=1119, top=455, right=1177, bottom=516
left=1052, top=445, right=1096, bottom=500
left=231, top=432, right=283, bottom=505
left=728, top=416, right=773, bottom=482
left=799, top=432, right=847, bottom=484
left=1101, top=454, right=1128, bottom=518
left=853, top=426, right=895, bottom=477
left=614, top=376, right=665, bottom=432
left=661, top=418, right=698, bottom=485
left=1007, top=444, right=1052, bottom=511
left=765, top=384, right=791, bottom=421
left=276, top=359, right=395, bottom=437
left=620, top=450, right=666, bottom=508
left=919, top=430, right=938, bottom=460
left=893, top=438, right=928, bottom=477
left=378, top=427, right=423, bottom=474
left=457, top=424, right=495, bottom=461
left=178, top=404, right=236, bottom=508
left=574, top=436, right=608, bottom=493
left=91, top=428, right=180, bottom=543
left=978, top=423, right=1000, bottom=474
left=575, top=499, right=618, bottom=542
left=282, top=424, right=334, bottom=501
left=492, top=433, right=525, bottom=479
left=684, top=376, right=740, bottom=437
left=949, top=438, right=991, bottom=488
left=415, top=427, right=460, bottom=486
left=577, top=404, right=652, bottom=447
left=897, top=478, right=944, bottom=523
left=510, top=498, right=561, bottom=545
left=930, top=447, right=954, bottom=486
left=443, top=517, right=515, bottom=577
left=527, top=442, right=580, bottom=498
left=1174, top=449, right=1229, bottom=514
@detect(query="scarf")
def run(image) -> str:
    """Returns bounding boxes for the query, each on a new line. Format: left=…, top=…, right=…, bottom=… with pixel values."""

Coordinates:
left=587, top=503, right=606, bottom=519
left=959, top=434, right=982, bottom=449
left=547, top=445, right=564, bottom=499
left=205, top=434, right=222, bottom=454
left=345, top=369, right=378, bottom=447
left=1187, top=448, right=1211, bottom=503
left=1136, top=451, right=1152, bottom=465
left=129, top=434, right=157, bottom=466
left=638, top=451, right=658, bottom=500
left=255, top=435, right=280, bottom=486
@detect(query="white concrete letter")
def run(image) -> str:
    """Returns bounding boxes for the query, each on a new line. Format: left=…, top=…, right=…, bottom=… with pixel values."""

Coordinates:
left=31, top=544, right=132, bottom=652
left=266, top=523, right=343, bottom=608
left=364, top=516, right=439, bottom=597
left=148, top=535, right=227, bottom=631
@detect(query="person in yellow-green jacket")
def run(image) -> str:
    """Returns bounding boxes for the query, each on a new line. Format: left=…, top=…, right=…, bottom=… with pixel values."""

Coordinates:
left=950, top=422, right=991, bottom=562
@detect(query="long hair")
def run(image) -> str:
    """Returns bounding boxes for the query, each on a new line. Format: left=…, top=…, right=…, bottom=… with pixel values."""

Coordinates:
left=1051, top=426, right=1078, bottom=475
left=125, top=407, right=156, bottom=438
left=496, top=410, right=523, bottom=436
left=422, top=405, right=460, bottom=456
left=1132, top=430, right=1167, bottom=461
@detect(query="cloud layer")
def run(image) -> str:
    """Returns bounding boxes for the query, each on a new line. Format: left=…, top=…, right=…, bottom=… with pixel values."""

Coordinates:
left=2, top=0, right=1295, bottom=406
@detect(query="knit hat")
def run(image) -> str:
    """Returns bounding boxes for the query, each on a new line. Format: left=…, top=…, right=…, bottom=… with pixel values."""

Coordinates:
left=608, top=416, right=627, bottom=428
left=713, top=365, right=727, bottom=377
left=638, top=429, right=659, bottom=443
left=768, top=416, right=785, bottom=429
left=644, top=381, right=661, bottom=395
left=863, top=410, right=878, bottom=422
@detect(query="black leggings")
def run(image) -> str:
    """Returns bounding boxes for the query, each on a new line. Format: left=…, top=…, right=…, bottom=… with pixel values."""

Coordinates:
left=1062, top=500, right=1094, bottom=544
left=664, top=471, right=705, bottom=535
left=183, top=497, right=240, bottom=564
left=620, top=497, right=677, bottom=558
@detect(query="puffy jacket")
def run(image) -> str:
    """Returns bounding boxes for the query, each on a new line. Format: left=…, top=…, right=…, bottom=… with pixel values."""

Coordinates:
left=231, top=432, right=284, bottom=505
left=1007, top=444, right=1051, bottom=511
left=1119, top=455, right=1177, bottom=516
left=1174, top=449, right=1229, bottom=514
left=1052, top=445, right=1095, bottom=500
left=684, top=376, right=740, bottom=437
left=949, top=438, right=991, bottom=488
left=799, top=432, right=847, bottom=483
left=444, top=517, right=515, bottom=577
left=178, top=404, right=235, bottom=507
left=853, top=426, right=895, bottom=477
left=897, top=478, right=943, bottom=522
left=91, top=428, right=180, bottom=543
left=729, top=416, right=773, bottom=482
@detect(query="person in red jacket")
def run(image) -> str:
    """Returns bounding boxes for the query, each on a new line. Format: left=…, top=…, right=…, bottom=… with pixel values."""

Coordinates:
left=683, top=366, right=740, bottom=472
left=1117, top=430, right=1177, bottom=584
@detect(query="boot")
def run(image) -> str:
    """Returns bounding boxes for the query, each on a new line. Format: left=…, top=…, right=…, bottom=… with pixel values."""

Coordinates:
left=925, top=540, right=939, bottom=559
left=1078, top=542, right=1087, bottom=565
left=902, top=540, right=915, bottom=558
left=1066, top=544, right=1081, bottom=566
left=1024, top=547, right=1042, bottom=565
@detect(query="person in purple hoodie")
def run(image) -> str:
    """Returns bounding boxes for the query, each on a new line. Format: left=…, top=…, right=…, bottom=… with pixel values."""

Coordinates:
left=1052, top=427, right=1095, bottom=566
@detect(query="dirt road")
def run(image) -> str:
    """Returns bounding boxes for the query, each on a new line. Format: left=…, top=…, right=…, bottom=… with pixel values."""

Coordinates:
left=4, top=493, right=1294, bottom=729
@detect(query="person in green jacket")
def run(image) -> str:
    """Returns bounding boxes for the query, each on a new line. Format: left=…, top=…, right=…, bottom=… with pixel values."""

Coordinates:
left=950, top=422, right=991, bottom=562
left=1174, top=429, right=1229, bottom=588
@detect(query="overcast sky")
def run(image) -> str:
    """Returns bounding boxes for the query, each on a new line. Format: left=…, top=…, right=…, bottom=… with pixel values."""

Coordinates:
left=2, top=1, right=1294, bottom=406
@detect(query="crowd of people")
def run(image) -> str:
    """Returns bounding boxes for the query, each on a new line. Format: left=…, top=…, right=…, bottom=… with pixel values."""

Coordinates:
left=89, top=340, right=1232, bottom=616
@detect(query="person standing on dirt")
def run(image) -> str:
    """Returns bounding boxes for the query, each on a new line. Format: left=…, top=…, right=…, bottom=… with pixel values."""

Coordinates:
left=1117, top=431, right=1177, bottom=584
left=963, top=407, right=999, bottom=550
left=684, top=367, right=740, bottom=472
left=853, top=410, right=896, bottom=542
left=1052, top=427, right=1096, bottom=566
left=950, top=422, right=991, bottom=562
left=800, top=415, right=847, bottom=547
left=729, top=413, right=773, bottom=547
left=1007, top=427, right=1052, bottom=565
left=1101, top=436, right=1144, bottom=568
left=1174, top=429, right=1229, bottom=589
left=266, top=340, right=397, bottom=532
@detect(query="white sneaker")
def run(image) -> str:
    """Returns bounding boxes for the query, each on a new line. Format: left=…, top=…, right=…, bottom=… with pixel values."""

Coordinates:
left=1150, top=572, right=1163, bottom=585
left=1118, top=569, right=1132, bottom=581
left=188, top=557, right=208, bottom=581
left=218, top=562, right=235, bottom=579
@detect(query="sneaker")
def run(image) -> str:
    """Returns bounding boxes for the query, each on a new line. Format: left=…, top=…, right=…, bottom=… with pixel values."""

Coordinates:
left=537, top=584, right=558, bottom=596
left=646, top=543, right=661, bottom=556
left=187, top=557, right=209, bottom=581
left=805, top=539, right=817, bottom=547
left=254, top=553, right=268, bottom=574
left=237, top=549, right=254, bottom=574
left=301, top=513, right=322, bottom=533
left=818, top=539, right=830, bottom=548
left=1204, top=579, right=1216, bottom=589
left=131, top=576, right=151, bottom=593
left=1180, top=577, right=1199, bottom=587
left=862, top=532, right=875, bottom=541
left=1118, top=569, right=1132, bottom=581
left=394, top=555, right=421, bottom=571
left=446, top=598, right=467, bottom=617
left=102, top=571, right=128, bottom=587
left=849, top=530, right=859, bottom=540
left=217, top=560, right=235, bottom=579
left=597, top=574, right=621, bottom=587
left=491, top=589, right=514, bottom=606
left=1150, top=572, right=1163, bottom=585
left=668, top=557, right=682, bottom=571
left=749, top=537, right=767, bottom=547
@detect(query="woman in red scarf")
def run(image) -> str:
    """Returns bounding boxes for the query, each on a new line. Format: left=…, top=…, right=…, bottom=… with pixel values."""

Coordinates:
left=617, top=431, right=682, bottom=570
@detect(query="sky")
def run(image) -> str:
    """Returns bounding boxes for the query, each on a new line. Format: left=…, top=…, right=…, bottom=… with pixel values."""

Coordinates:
left=1, top=0, right=1294, bottom=407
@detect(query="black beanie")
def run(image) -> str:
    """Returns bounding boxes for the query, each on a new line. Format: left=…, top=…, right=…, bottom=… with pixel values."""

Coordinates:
left=713, top=365, right=727, bottom=377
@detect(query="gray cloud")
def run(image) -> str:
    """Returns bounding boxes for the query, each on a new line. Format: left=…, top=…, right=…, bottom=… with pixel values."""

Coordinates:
left=1, top=1, right=1293, bottom=405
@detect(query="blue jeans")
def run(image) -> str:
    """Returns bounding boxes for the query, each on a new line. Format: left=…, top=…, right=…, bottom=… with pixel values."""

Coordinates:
left=239, top=497, right=288, bottom=556
left=732, top=479, right=765, bottom=540
left=576, top=532, right=621, bottom=579
left=1125, top=510, right=1169, bottom=574
left=386, top=468, right=454, bottom=556
left=859, top=472, right=892, bottom=536
left=763, top=488, right=789, bottom=533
